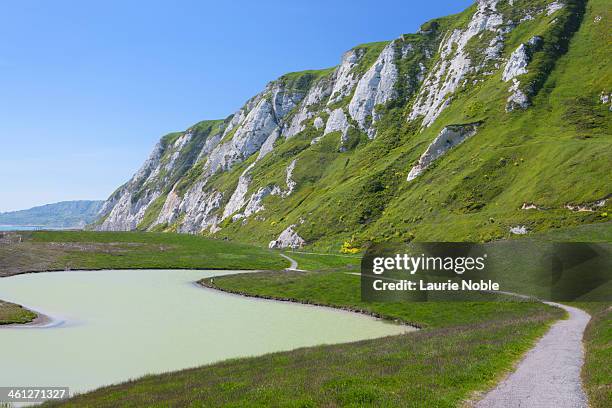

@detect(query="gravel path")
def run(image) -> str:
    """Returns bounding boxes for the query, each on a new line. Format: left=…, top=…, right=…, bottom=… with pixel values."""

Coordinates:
left=279, top=253, right=305, bottom=272
left=476, top=302, right=591, bottom=408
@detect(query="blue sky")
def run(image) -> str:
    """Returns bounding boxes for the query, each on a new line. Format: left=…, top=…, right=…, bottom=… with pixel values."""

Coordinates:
left=0, top=0, right=472, bottom=212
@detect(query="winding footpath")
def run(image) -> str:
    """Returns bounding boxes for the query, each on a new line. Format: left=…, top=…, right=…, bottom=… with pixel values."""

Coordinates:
left=280, top=253, right=306, bottom=272
left=342, top=270, right=593, bottom=407
left=476, top=302, right=591, bottom=408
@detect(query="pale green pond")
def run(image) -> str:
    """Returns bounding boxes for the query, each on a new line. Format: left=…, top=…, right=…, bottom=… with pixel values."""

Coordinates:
left=0, top=269, right=409, bottom=397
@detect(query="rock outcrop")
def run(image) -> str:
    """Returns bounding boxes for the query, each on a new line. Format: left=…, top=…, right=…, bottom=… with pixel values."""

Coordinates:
left=269, top=225, right=306, bottom=249
left=328, top=49, right=363, bottom=104
left=503, top=36, right=542, bottom=111
left=407, top=123, right=480, bottom=181
left=348, top=42, right=398, bottom=138
left=510, top=225, right=528, bottom=235
left=324, top=108, right=351, bottom=146
left=408, top=0, right=505, bottom=127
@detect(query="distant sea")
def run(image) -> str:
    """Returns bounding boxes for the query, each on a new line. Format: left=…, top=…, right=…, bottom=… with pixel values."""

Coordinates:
left=0, top=225, right=76, bottom=231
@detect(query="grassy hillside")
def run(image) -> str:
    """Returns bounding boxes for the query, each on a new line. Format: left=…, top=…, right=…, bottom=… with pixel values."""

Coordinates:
left=204, top=0, right=610, bottom=250
left=0, top=200, right=103, bottom=228
left=89, top=1, right=609, bottom=251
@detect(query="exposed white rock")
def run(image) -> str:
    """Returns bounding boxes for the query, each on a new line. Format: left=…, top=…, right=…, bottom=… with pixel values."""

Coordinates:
left=234, top=185, right=282, bottom=221
left=216, top=78, right=306, bottom=224
left=98, top=77, right=307, bottom=234
left=205, top=81, right=304, bottom=176
left=502, top=44, right=529, bottom=81
left=417, top=62, right=427, bottom=83
left=222, top=129, right=280, bottom=221
left=96, top=140, right=168, bottom=230
left=97, top=118, right=231, bottom=232
left=178, top=183, right=223, bottom=233
left=257, top=128, right=280, bottom=160
left=408, top=0, right=504, bottom=127
left=173, top=132, right=192, bottom=150
left=154, top=189, right=182, bottom=226
left=204, top=99, right=279, bottom=174
left=485, top=34, right=505, bottom=60
left=528, top=36, right=543, bottom=48
left=196, top=131, right=223, bottom=162
left=521, top=203, right=539, bottom=210
left=328, top=49, right=363, bottom=104
left=407, top=124, right=479, bottom=181
left=510, top=225, right=528, bottom=235
left=283, top=159, right=297, bottom=197
left=506, top=79, right=530, bottom=111
left=98, top=190, right=160, bottom=231
left=229, top=159, right=298, bottom=221
left=324, top=108, right=350, bottom=138
left=283, top=110, right=311, bottom=139
left=310, top=136, right=323, bottom=145
left=401, top=43, right=414, bottom=58
left=269, top=225, right=305, bottom=249
left=600, top=92, right=612, bottom=110
left=283, top=80, right=331, bottom=138
left=546, top=1, right=564, bottom=16
left=348, top=41, right=398, bottom=138
left=565, top=198, right=607, bottom=212
left=222, top=163, right=256, bottom=220
left=220, top=93, right=264, bottom=140
left=313, top=117, right=324, bottom=129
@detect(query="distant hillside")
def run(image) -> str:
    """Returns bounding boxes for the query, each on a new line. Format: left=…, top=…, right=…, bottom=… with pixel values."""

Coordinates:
left=0, top=201, right=104, bottom=228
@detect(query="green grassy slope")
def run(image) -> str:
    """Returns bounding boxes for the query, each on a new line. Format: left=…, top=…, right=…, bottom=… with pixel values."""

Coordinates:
left=192, top=0, right=610, bottom=251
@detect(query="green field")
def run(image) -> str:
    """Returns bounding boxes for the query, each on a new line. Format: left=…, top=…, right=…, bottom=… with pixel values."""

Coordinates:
left=0, top=230, right=287, bottom=277
left=202, top=270, right=553, bottom=328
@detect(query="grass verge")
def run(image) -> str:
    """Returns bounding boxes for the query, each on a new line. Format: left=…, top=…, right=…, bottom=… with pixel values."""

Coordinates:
left=571, top=302, right=611, bottom=408
left=280, top=251, right=361, bottom=271
left=0, top=300, right=36, bottom=325
left=46, top=312, right=558, bottom=408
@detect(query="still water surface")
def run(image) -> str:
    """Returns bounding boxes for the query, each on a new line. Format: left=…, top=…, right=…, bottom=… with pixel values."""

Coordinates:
left=0, top=225, right=44, bottom=231
left=0, top=269, right=408, bottom=396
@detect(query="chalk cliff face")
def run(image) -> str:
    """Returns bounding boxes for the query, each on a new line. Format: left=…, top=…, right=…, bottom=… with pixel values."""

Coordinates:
left=96, top=0, right=610, bottom=247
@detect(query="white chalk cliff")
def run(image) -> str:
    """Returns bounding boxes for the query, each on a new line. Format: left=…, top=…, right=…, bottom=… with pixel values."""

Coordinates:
left=94, top=0, right=593, bottom=247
